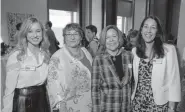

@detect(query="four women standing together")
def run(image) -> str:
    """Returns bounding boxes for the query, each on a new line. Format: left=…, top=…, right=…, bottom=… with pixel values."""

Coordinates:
left=2, top=15, right=181, bottom=112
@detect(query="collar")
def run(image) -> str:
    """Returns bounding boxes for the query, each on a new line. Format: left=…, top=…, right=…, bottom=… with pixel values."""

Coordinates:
left=26, top=47, right=44, bottom=66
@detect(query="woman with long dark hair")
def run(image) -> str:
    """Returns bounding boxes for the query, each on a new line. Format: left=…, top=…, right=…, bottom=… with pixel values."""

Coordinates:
left=132, top=16, right=181, bottom=112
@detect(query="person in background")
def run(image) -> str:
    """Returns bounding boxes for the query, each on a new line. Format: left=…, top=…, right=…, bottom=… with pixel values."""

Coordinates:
left=2, top=17, right=51, bottom=112
left=85, top=25, right=100, bottom=58
left=45, top=21, right=59, bottom=55
left=47, top=23, right=92, bottom=112
left=81, top=31, right=89, bottom=48
left=132, top=16, right=181, bottom=112
left=91, top=25, right=133, bottom=112
left=122, top=33, right=127, bottom=48
left=125, top=30, right=139, bottom=51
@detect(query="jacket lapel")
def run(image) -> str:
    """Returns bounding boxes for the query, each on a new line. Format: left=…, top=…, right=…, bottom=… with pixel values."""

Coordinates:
left=103, top=52, right=121, bottom=84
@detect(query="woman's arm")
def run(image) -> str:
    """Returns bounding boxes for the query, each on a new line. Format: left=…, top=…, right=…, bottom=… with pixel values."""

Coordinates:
left=47, top=56, right=64, bottom=109
left=166, top=45, right=181, bottom=110
left=2, top=51, right=20, bottom=112
left=91, top=57, right=102, bottom=112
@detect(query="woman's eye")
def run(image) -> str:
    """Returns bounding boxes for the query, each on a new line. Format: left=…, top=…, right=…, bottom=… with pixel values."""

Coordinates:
left=143, top=25, right=148, bottom=28
left=152, top=27, right=156, bottom=29
left=28, top=30, right=32, bottom=33
left=37, top=30, right=41, bottom=32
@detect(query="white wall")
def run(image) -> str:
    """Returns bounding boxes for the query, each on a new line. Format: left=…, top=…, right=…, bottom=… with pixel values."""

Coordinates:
left=1, top=0, right=47, bottom=44
left=177, top=1, right=185, bottom=59
left=134, top=0, right=146, bottom=30
left=171, top=0, right=181, bottom=39
left=91, top=0, right=102, bottom=38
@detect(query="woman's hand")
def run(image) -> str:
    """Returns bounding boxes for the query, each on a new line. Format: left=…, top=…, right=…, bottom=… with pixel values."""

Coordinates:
left=168, top=101, right=177, bottom=112
left=59, top=102, right=68, bottom=112
left=168, top=109, right=176, bottom=112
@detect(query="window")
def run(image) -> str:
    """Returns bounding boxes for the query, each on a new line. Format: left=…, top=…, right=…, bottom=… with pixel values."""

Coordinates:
left=117, top=16, right=123, bottom=31
left=49, top=9, right=77, bottom=47
left=117, top=0, right=134, bottom=35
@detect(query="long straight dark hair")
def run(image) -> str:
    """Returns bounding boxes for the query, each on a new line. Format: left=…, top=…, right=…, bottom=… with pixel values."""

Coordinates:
left=136, top=15, right=165, bottom=59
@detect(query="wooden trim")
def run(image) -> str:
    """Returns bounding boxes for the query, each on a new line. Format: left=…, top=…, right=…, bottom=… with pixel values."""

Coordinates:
left=47, top=0, right=49, bottom=21
left=145, top=0, right=151, bottom=17
left=101, top=0, right=106, bottom=29
left=89, top=0, right=92, bottom=25
left=79, top=0, right=83, bottom=27
left=132, top=0, right=135, bottom=29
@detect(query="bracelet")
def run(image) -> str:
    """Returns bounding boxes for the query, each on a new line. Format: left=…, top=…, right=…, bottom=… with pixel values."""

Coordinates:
left=168, top=107, right=175, bottom=111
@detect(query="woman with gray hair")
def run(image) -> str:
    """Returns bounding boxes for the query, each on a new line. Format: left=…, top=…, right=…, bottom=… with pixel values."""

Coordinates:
left=47, top=23, right=93, bottom=112
left=91, top=25, right=133, bottom=112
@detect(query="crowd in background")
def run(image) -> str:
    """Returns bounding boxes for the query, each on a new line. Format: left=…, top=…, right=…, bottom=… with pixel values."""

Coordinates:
left=1, top=15, right=185, bottom=112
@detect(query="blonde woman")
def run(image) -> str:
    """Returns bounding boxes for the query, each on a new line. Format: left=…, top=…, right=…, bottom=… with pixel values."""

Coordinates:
left=2, top=17, right=51, bottom=112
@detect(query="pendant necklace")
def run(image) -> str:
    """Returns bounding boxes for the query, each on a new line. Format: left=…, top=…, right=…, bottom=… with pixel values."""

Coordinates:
left=112, top=50, right=120, bottom=61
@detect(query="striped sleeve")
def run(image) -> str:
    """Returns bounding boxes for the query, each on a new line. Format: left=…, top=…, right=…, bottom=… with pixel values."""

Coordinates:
left=91, top=56, right=102, bottom=112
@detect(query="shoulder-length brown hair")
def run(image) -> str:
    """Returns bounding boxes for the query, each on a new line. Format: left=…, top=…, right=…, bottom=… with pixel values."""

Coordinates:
left=99, top=25, right=123, bottom=53
left=16, top=17, right=50, bottom=63
left=136, top=15, right=164, bottom=59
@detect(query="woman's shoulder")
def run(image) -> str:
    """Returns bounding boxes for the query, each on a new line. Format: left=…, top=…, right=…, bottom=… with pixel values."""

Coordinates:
left=81, top=47, right=93, bottom=60
left=7, top=47, right=21, bottom=58
left=51, top=47, right=65, bottom=57
left=163, top=43, right=176, bottom=53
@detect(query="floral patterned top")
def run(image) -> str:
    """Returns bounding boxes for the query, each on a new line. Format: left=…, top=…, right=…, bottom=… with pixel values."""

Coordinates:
left=47, top=45, right=93, bottom=112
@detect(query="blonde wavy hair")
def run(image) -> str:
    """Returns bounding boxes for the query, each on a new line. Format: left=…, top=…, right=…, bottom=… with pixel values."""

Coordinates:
left=15, top=17, right=50, bottom=64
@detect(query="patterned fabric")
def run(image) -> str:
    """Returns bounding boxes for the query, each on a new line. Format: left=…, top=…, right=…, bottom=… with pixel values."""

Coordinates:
left=132, top=59, right=168, bottom=112
left=91, top=49, right=133, bottom=112
left=47, top=45, right=93, bottom=112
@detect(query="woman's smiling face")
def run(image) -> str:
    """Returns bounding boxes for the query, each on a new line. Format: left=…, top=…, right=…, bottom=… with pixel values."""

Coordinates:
left=64, top=30, right=81, bottom=48
left=27, top=22, right=43, bottom=47
left=105, top=28, right=119, bottom=52
left=141, top=18, right=157, bottom=44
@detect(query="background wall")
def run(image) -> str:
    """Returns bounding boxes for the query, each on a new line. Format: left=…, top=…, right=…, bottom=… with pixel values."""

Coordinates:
left=177, top=1, right=185, bottom=59
left=91, top=0, right=102, bottom=37
left=1, top=0, right=47, bottom=44
left=134, top=0, right=146, bottom=30
left=170, top=0, right=181, bottom=40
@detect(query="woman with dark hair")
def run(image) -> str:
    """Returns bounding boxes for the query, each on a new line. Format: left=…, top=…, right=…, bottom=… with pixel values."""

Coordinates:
left=132, top=16, right=181, bottom=112
left=2, top=17, right=51, bottom=112
left=91, top=25, right=133, bottom=112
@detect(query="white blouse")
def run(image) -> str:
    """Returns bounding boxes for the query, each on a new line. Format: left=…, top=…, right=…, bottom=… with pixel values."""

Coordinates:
left=2, top=48, right=48, bottom=112
left=47, top=45, right=93, bottom=112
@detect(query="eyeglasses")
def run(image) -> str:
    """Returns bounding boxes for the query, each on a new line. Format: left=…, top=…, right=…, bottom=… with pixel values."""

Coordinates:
left=65, top=33, right=79, bottom=37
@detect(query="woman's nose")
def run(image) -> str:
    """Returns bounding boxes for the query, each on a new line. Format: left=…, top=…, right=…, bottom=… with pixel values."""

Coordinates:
left=147, top=27, right=152, bottom=32
left=32, top=33, right=37, bottom=37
